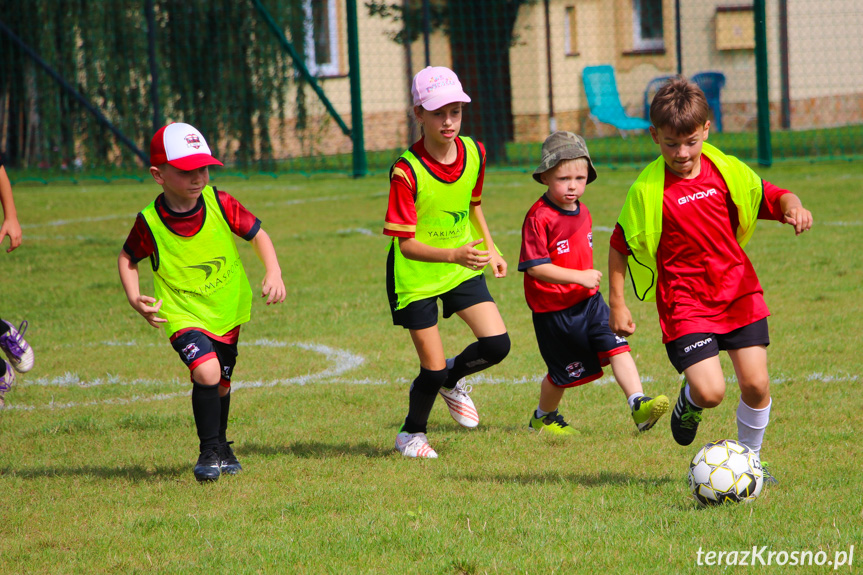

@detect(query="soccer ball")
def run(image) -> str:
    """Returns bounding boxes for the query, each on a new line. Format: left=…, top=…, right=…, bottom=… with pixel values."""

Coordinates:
left=687, top=439, right=763, bottom=506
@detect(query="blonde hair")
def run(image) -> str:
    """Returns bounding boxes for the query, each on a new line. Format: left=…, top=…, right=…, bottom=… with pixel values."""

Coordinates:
left=650, top=76, right=710, bottom=134
left=541, top=157, right=589, bottom=182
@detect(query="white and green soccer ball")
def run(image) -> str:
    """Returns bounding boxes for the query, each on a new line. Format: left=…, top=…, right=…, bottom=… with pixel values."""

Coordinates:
left=688, top=439, right=764, bottom=506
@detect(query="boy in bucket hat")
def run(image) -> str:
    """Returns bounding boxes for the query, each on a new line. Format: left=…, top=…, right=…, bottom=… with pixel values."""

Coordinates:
left=118, top=122, right=286, bottom=482
left=518, top=131, right=668, bottom=435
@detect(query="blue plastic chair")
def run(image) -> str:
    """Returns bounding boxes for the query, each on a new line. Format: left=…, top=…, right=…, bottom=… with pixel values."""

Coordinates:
left=582, top=65, right=652, bottom=136
left=643, top=75, right=675, bottom=119
left=692, top=71, right=726, bottom=131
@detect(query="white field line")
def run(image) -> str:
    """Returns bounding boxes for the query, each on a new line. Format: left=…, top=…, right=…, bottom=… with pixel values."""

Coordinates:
left=6, top=337, right=858, bottom=411
left=20, top=194, right=355, bottom=233
left=21, top=214, right=137, bottom=229
left=7, top=340, right=367, bottom=411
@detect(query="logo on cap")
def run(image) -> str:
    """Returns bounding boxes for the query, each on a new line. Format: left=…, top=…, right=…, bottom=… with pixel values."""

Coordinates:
left=184, top=134, right=202, bottom=149
left=426, top=75, right=457, bottom=94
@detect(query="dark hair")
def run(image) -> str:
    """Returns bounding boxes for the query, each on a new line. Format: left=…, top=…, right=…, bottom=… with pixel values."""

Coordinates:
left=649, top=76, right=710, bottom=134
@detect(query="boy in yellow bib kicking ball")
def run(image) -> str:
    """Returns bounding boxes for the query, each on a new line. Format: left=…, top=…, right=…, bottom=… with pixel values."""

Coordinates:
left=118, top=123, right=285, bottom=482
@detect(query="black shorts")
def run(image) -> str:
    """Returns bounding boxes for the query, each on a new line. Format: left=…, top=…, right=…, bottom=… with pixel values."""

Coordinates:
left=390, top=274, right=494, bottom=330
left=532, top=293, right=631, bottom=387
left=665, top=318, right=770, bottom=374
left=171, top=330, right=239, bottom=386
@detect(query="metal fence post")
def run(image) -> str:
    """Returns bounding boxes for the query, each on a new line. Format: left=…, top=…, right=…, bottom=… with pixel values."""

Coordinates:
left=346, top=0, right=367, bottom=178
left=754, top=0, right=772, bottom=166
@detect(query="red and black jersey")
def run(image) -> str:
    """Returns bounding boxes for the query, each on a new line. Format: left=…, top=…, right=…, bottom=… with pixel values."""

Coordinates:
left=610, top=155, right=790, bottom=342
left=123, top=188, right=260, bottom=264
left=383, top=136, right=486, bottom=238
left=519, top=195, right=597, bottom=313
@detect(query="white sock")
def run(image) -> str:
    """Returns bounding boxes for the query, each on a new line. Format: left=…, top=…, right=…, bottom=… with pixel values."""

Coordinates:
left=737, top=399, right=772, bottom=453
left=535, top=405, right=551, bottom=419
left=627, top=392, right=645, bottom=410
left=684, top=383, right=704, bottom=409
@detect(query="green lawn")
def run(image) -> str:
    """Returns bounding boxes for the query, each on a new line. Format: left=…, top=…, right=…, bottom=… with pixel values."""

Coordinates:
left=1, top=160, right=861, bottom=573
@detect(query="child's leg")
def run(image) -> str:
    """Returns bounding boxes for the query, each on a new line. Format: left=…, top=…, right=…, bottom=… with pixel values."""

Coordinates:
left=727, top=345, right=771, bottom=453
left=607, top=351, right=642, bottom=399
left=191, top=358, right=223, bottom=452
left=528, top=376, right=579, bottom=435
left=609, top=351, right=669, bottom=431
left=402, top=326, right=448, bottom=434
left=446, top=302, right=510, bottom=386
left=682, top=356, right=726, bottom=408
left=668, top=356, right=726, bottom=445
left=218, top=382, right=231, bottom=443
left=537, top=375, right=565, bottom=414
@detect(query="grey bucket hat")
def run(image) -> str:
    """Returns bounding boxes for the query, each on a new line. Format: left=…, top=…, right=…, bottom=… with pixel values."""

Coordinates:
left=532, top=131, right=597, bottom=184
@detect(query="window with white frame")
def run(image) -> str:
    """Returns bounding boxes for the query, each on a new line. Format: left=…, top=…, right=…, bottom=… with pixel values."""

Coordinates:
left=632, top=0, right=664, bottom=51
left=304, top=0, right=340, bottom=76
left=564, top=6, right=578, bottom=56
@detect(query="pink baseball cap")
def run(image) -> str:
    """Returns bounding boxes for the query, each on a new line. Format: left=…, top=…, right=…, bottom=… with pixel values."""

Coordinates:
left=411, top=66, right=471, bottom=110
left=150, top=122, right=223, bottom=170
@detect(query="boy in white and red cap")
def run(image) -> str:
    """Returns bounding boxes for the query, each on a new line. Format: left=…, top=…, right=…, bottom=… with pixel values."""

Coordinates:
left=118, top=122, right=286, bottom=482
left=384, top=66, right=510, bottom=458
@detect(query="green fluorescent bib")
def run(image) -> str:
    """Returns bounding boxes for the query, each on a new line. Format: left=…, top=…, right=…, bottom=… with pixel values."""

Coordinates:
left=391, top=136, right=483, bottom=310
left=141, top=186, right=252, bottom=335
left=617, top=142, right=763, bottom=302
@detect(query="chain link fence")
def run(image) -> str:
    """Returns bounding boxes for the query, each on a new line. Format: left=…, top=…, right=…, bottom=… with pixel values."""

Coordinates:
left=1, top=0, right=861, bottom=182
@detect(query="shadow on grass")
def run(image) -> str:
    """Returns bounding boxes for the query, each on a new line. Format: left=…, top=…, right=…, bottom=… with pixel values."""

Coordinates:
left=0, top=463, right=187, bottom=481
left=454, top=470, right=675, bottom=488
left=240, top=440, right=392, bottom=459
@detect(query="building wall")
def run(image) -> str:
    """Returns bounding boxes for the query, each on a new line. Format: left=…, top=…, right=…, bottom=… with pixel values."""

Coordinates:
left=271, top=0, right=863, bottom=158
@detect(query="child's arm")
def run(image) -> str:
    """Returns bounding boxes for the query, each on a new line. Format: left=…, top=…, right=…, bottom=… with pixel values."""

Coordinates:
left=779, top=193, right=813, bottom=236
left=469, top=204, right=507, bottom=278
left=526, top=264, right=601, bottom=289
left=250, top=228, right=286, bottom=305
left=117, top=250, right=167, bottom=328
left=608, top=246, right=636, bottom=337
left=399, top=236, right=496, bottom=274
left=0, top=166, right=22, bottom=253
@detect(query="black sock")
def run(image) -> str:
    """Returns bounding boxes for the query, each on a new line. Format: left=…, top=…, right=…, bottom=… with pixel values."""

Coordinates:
left=191, top=381, right=221, bottom=452
left=444, top=333, right=511, bottom=388
left=403, top=367, right=448, bottom=434
left=0, top=361, right=6, bottom=377
left=219, top=389, right=231, bottom=444
left=0, top=320, right=9, bottom=336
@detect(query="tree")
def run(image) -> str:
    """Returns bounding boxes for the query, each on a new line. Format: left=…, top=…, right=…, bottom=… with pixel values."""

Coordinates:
left=0, top=0, right=306, bottom=169
left=366, top=0, right=531, bottom=164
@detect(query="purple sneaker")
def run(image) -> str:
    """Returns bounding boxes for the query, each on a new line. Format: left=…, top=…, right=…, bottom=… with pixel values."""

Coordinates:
left=0, top=359, right=15, bottom=408
left=0, top=320, right=34, bottom=373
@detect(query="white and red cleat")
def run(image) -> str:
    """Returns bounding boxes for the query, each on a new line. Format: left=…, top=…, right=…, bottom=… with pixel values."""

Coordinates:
left=439, top=381, right=479, bottom=428
left=395, top=432, right=438, bottom=458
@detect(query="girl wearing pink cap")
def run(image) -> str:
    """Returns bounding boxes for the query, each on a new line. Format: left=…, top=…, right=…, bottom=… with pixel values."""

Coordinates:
left=383, top=66, right=510, bottom=458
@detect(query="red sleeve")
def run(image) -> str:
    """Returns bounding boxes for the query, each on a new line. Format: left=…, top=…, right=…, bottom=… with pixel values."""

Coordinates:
left=122, top=214, right=155, bottom=264
left=518, top=212, right=551, bottom=270
left=609, top=223, right=631, bottom=255
left=471, top=141, right=486, bottom=205
left=383, top=158, right=417, bottom=238
left=758, top=180, right=791, bottom=221
left=217, top=189, right=261, bottom=240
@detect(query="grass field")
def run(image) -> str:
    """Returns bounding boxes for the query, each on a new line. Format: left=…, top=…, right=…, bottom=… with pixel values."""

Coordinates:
left=1, top=160, right=862, bottom=574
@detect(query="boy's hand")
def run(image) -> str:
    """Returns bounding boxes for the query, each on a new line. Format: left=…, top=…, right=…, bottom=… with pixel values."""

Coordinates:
left=489, top=252, right=507, bottom=278
left=0, top=216, right=22, bottom=252
left=132, top=295, right=168, bottom=328
left=783, top=205, right=813, bottom=235
left=261, top=272, right=286, bottom=305
left=609, top=303, right=636, bottom=337
left=576, top=269, right=602, bottom=290
left=454, top=239, right=491, bottom=271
